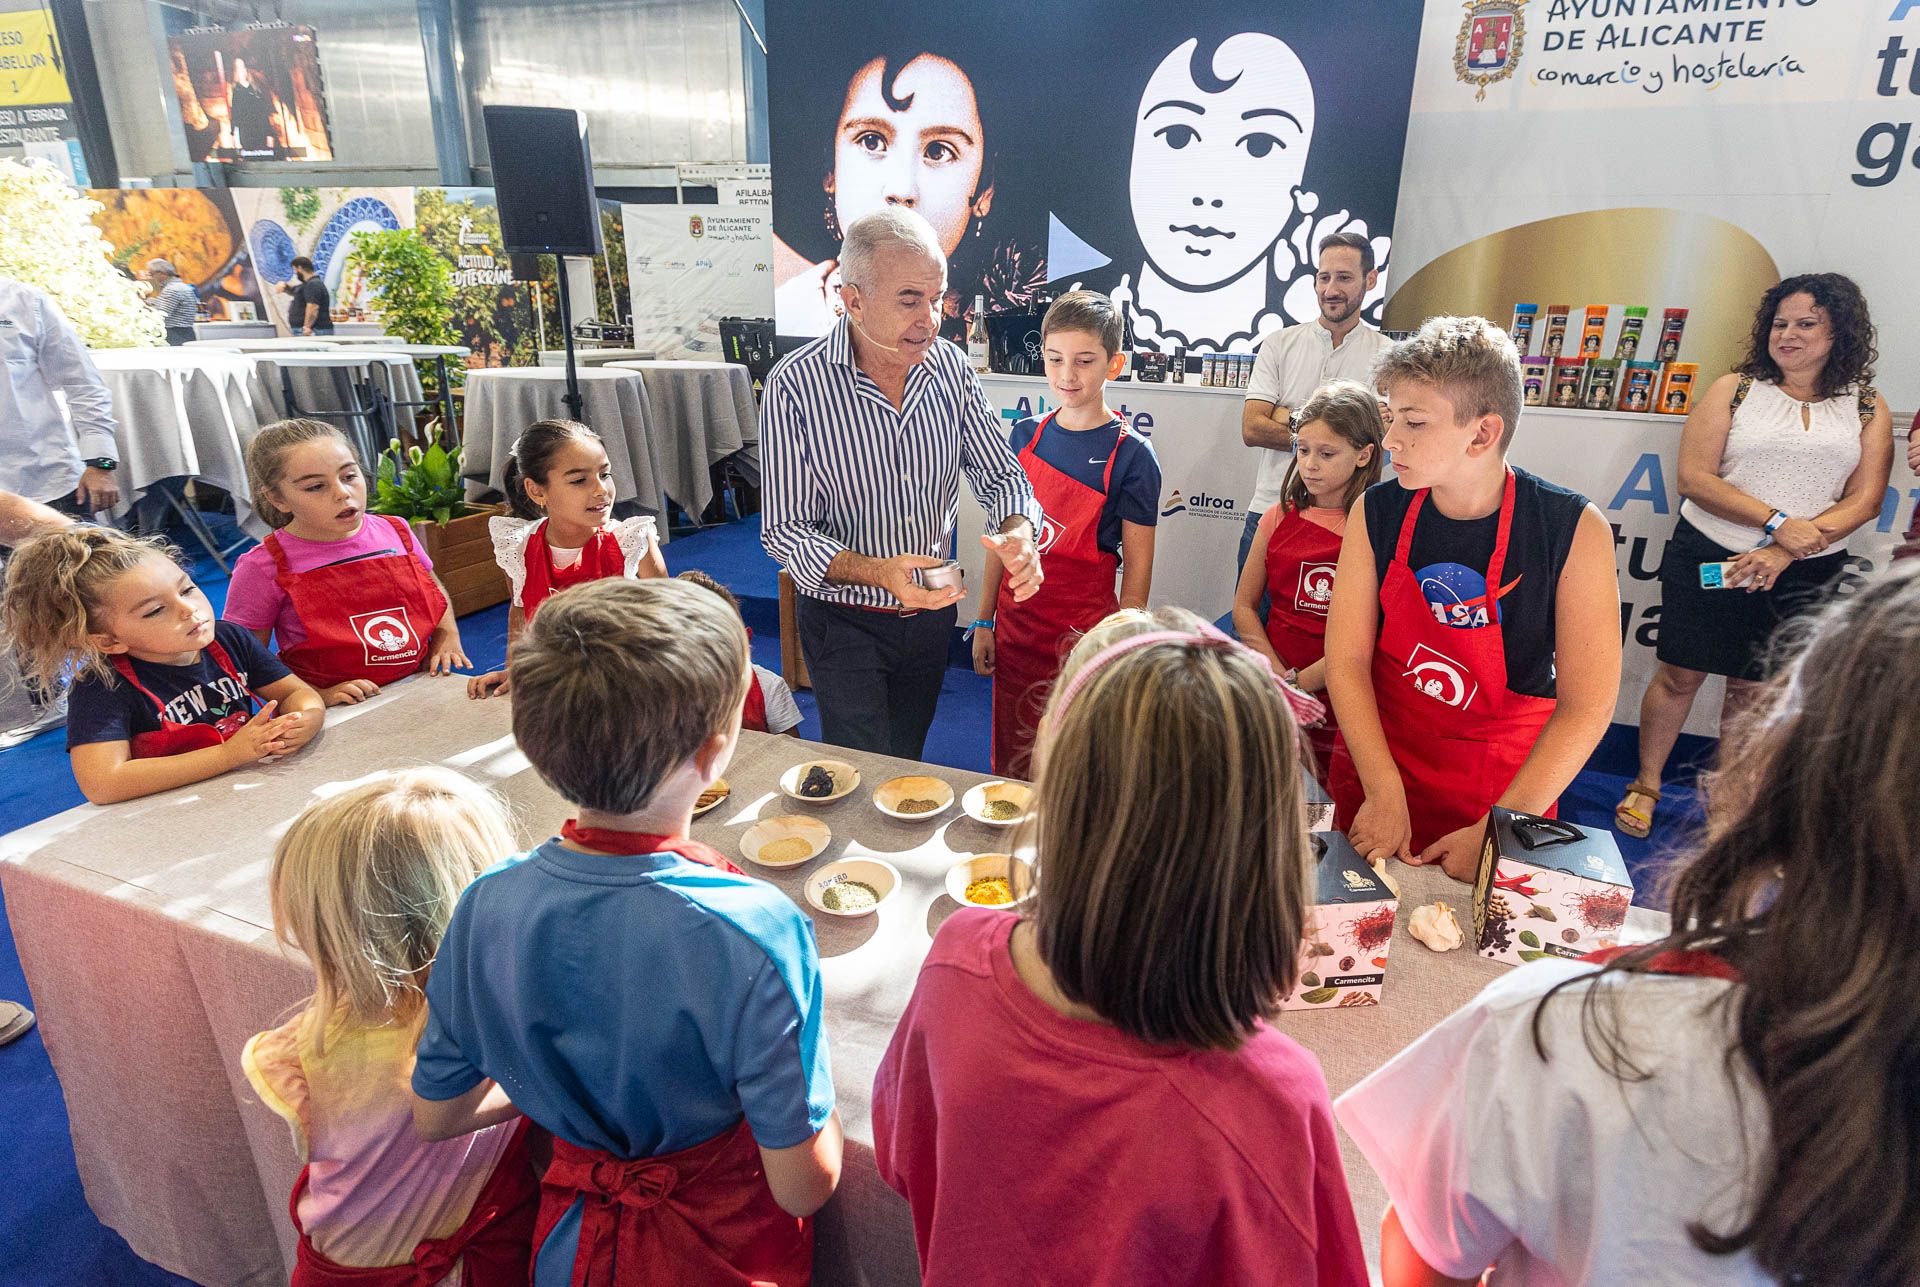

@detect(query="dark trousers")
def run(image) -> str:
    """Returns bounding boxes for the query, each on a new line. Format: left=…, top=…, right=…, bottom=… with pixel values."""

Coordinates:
left=165, top=326, right=196, bottom=346
left=795, top=597, right=956, bottom=760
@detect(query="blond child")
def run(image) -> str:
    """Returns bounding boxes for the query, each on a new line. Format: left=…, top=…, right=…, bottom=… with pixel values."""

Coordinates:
left=467, top=419, right=665, bottom=700
left=411, top=579, right=841, bottom=1285
left=244, top=768, right=537, bottom=1286
left=1, top=527, right=324, bottom=804
left=1324, top=316, right=1621, bottom=879
left=224, top=419, right=468, bottom=707
left=972, top=290, right=1161, bottom=778
left=874, top=607, right=1362, bottom=1287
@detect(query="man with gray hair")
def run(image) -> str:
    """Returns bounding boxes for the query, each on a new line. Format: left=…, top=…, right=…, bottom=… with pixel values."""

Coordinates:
left=761, top=208, right=1045, bottom=758
left=144, top=259, right=200, bottom=345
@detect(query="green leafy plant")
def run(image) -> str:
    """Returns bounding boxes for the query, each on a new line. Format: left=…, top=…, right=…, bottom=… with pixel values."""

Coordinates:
left=368, top=430, right=471, bottom=527
left=280, top=187, right=322, bottom=231
left=344, top=228, right=457, bottom=346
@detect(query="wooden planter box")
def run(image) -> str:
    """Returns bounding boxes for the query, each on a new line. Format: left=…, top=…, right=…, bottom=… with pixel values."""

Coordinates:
left=410, top=503, right=510, bottom=617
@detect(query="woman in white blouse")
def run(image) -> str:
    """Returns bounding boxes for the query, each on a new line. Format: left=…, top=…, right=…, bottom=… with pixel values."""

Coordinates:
left=1617, top=274, right=1892, bottom=837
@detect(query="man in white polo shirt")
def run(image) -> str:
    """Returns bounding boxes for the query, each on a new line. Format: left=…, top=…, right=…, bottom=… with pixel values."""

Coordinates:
left=1238, top=232, right=1386, bottom=595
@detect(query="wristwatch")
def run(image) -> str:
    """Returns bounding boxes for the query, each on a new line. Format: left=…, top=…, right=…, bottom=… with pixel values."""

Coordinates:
left=84, top=457, right=117, bottom=472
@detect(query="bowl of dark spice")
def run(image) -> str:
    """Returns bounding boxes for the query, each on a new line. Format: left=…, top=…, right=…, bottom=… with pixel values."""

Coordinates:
left=779, top=759, right=860, bottom=804
left=961, top=780, right=1033, bottom=828
left=805, top=857, right=900, bottom=919
left=873, top=775, right=955, bottom=821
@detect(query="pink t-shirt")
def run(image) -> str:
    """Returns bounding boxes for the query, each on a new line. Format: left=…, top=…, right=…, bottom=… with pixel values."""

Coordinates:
left=224, top=519, right=436, bottom=649
left=872, top=908, right=1368, bottom=1287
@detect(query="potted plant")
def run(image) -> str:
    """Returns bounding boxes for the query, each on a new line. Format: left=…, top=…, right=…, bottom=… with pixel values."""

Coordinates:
left=367, top=429, right=509, bottom=616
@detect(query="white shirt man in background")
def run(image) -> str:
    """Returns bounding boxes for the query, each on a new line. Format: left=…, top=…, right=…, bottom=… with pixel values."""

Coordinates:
left=0, top=276, right=120, bottom=517
left=1238, top=234, right=1387, bottom=595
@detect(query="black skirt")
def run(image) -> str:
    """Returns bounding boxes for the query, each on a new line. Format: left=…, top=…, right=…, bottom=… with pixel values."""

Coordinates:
left=1656, top=517, right=1846, bottom=680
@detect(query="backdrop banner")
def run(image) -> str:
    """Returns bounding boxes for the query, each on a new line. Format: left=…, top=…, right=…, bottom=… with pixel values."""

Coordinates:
left=1387, top=0, right=1920, bottom=410
left=957, top=377, right=1919, bottom=735
left=766, top=0, right=1424, bottom=350
left=231, top=187, right=413, bottom=333
left=622, top=202, right=774, bottom=358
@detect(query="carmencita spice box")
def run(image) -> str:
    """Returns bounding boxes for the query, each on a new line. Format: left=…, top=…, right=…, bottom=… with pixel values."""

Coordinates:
left=1472, top=808, right=1633, bottom=966
left=1283, top=831, right=1397, bottom=1013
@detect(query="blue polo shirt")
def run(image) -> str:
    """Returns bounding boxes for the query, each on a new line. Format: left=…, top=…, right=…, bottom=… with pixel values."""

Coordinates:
left=1007, top=414, right=1161, bottom=556
left=415, top=839, right=835, bottom=1282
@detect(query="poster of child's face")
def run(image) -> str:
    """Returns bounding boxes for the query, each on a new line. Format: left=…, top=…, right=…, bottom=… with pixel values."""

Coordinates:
left=767, top=3, right=1422, bottom=348
left=1129, top=36, right=1314, bottom=293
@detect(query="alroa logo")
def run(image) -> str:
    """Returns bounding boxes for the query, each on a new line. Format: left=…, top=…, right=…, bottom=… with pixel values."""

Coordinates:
left=1160, top=489, right=1237, bottom=519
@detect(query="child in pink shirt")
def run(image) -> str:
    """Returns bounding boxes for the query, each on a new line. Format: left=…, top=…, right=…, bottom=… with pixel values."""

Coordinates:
left=873, top=608, right=1366, bottom=1287
left=242, top=768, right=536, bottom=1286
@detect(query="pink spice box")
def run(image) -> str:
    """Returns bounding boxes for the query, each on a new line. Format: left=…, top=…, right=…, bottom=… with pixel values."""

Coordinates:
left=1472, top=808, right=1634, bottom=966
left=1282, top=830, right=1397, bottom=1014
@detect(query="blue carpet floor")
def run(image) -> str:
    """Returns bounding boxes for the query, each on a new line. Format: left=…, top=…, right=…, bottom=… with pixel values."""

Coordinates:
left=0, top=510, right=1704, bottom=1283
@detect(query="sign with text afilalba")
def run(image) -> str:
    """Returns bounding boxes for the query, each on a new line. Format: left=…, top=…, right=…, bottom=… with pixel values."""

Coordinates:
left=1386, top=0, right=1920, bottom=412
left=620, top=203, right=773, bottom=359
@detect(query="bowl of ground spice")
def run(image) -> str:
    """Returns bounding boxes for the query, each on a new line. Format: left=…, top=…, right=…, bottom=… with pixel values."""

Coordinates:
left=804, top=857, right=900, bottom=919
left=945, top=853, right=1035, bottom=910
left=741, top=816, right=831, bottom=868
left=873, top=775, right=955, bottom=821
left=961, top=781, right=1033, bottom=828
left=779, top=759, right=860, bottom=804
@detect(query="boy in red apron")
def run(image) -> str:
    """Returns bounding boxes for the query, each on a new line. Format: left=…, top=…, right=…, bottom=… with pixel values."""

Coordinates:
left=1323, top=316, right=1621, bottom=880
left=412, top=580, right=841, bottom=1286
left=973, top=291, right=1162, bottom=778
left=1231, top=381, right=1385, bottom=780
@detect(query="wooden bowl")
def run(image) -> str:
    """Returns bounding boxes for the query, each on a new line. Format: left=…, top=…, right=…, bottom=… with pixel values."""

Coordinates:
left=741, top=816, right=831, bottom=868
left=692, top=778, right=730, bottom=818
left=944, top=853, right=1035, bottom=909
left=804, top=858, right=900, bottom=918
left=778, top=759, right=860, bottom=804
left=873, top=774, right=954, bottom=821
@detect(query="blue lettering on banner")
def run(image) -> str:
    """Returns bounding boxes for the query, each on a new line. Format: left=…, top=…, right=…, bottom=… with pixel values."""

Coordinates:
left=1876, top=486, right=1920, bottom=533
left=1607, top=452, right=1670, bottom=514
left=1894, top=0, right=1919, bottom=20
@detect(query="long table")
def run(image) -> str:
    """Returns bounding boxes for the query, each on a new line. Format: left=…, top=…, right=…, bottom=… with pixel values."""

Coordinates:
left=1, top=676, right=1664, bottom=1285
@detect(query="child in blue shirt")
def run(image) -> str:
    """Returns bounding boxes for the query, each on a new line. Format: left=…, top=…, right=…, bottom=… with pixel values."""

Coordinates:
left=410, top=578, right=842, bottom=1286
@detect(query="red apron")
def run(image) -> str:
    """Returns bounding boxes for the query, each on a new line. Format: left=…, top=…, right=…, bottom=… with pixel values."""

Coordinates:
left=743, top=670, right=769, bottom=734
left=534, top=1122, right=810, bottom=1287
left=288, top=1119, right=539, bottom=1287
left=992, top=414, right=1126, bottom=778
left=110, top=640, right=259, bottom=759
left=1329, top=470, right=1557, bottom=851
left=1263, top=506, right=1345, bottom=778
left=521, top=521, right=628, bottom=621
left=1583, top=945, right=1739, bottom=980
left=267, top=516, right=448, bottom=691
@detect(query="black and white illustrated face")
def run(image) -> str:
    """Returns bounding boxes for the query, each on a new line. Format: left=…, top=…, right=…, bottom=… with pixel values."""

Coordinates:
left=1128, top=35, right=1315, bottom=293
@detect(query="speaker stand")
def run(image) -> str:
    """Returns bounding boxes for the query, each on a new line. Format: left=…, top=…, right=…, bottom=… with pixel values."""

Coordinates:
left=553, top=255, right=585, bottom=421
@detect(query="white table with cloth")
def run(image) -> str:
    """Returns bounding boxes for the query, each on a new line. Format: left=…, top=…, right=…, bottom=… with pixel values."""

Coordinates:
left=86, top=346, right=271, bottom=538
left=606, top=359, right=761, bottom=514
left=0, top=675, right=1666, bottom=1286
left=460, top=365, right=667, bottom=525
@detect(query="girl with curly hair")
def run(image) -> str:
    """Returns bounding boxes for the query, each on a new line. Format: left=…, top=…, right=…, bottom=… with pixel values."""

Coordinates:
left=1617, top=272, right=1893, bottom=838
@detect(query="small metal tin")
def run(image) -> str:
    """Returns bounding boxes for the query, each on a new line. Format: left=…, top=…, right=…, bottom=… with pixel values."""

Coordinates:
left=917, top=562, right=965, bottom=592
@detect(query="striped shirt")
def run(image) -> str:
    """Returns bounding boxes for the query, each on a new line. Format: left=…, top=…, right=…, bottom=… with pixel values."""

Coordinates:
left=760, top=317, right=1042, bottom=608
left=152, top=280, right=199, bottom=330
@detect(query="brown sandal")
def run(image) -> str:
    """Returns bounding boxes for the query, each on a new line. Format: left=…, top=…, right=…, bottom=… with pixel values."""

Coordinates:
left=1615, top=781, right=1661, bottom=839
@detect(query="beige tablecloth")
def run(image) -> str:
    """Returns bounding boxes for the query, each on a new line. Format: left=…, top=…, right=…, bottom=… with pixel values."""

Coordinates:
left=460, top=366, right=666, bottom=525
left=0, top=676, right=1665, bottom=1286
left=606, top=360, right=761, bottom=514
left=87, top=347, right=270, bottom=537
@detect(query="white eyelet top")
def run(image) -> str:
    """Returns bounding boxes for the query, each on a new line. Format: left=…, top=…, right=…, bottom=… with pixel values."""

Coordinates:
left=1680, top=380, right=1866, bottom=551
left=489, top=514, right=658, bottom=607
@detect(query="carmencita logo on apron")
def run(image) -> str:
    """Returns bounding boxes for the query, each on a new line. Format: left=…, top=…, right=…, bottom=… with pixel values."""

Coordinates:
left=1035, top=517, right=1064, bottom=554
left=1295, top=563, right=1336, bottom=614
left=1404, top=642, right=1479, bottom=710
left=350, top=608, right=418, bottom=666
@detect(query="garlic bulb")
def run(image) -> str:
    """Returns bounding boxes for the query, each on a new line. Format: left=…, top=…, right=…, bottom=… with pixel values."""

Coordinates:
left=1409, top=901, right=1464, bottom=952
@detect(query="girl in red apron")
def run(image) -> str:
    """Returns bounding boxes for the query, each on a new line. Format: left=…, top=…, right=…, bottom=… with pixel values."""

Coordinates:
left=973, top=293, right=1162, bottom=779
left=245, top=770, right=540, bottom=1287
left=228, top=419, right=468, bottom=706
left=2, top=526, right=326, bottom=804
left=1231, top=382, right=1384, bottom=781
left=468, top=420, right=666, bottom=700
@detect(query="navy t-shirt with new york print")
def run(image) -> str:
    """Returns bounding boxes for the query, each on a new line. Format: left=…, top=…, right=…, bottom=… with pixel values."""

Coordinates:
left=67, top=621, right=289, bottom=749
